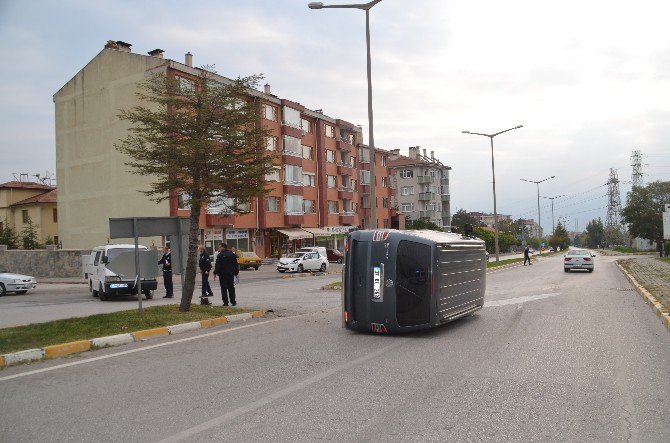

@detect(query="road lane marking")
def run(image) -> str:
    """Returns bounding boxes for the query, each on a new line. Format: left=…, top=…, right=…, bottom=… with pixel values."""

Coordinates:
left=159, top=339, right=408, bottom=443
left=0, top=316, right=291, bottom=383
left=485, top=292, right=561, bottom=307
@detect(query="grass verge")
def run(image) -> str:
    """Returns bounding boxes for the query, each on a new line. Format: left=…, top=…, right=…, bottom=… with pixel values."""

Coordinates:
left=487, top=257, right=526, bottom=268
left=0, top=305, right=252, bottom=354
left=658, top=257, right=670, bottom=264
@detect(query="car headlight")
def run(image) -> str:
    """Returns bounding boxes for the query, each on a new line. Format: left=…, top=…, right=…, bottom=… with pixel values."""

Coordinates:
left=105, top=276, right=122, bottom=282
left=13, top=279, right=23, bottom=284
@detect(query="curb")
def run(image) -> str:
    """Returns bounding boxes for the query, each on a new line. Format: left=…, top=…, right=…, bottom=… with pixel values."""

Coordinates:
left=0, top=310, right=264, bottom=368
left=616, top=261, right=670, bottom=333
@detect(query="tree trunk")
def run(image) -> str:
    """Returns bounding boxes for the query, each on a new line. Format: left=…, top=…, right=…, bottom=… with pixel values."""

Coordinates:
left=179, top=203, right=202, bottom=312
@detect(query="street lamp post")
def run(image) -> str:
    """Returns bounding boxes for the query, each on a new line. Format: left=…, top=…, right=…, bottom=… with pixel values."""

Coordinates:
left=462, top=125, right=523, bottom=262
left=541, top=194, right=564, bottom=235
left=309, top=0, right=382, bottom=229
left=521, top=176, right=555, bottom=256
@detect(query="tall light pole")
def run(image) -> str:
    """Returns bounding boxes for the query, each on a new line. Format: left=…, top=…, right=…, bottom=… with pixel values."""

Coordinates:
left=309, top=0, right=382, bottom=229
left=462, top=125, right=523, bottom=262
left=541, top=194, right=564, bottom=234
left=521, top=176, right=555, bottom=256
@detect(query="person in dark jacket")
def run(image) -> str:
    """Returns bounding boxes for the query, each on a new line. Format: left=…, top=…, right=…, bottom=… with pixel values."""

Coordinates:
left=523, top=245, right=532, bottom=266
left=158, top=245, right=173, bottom=298
left=213, top=243, right=239, bottom=306
left=198, top=245, right=214, bottom=305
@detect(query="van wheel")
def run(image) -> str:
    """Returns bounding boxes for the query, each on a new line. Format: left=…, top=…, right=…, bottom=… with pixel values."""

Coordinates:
left=143, top=289, right=153, bottom=299
left=320, top=263, right=326, bottom=272
left=337, top=258, right=343, bottom=264
left=0, top=284, right=6, bottom=296
left=91, top=280, right=99, bottom=297
left=98, top=284, right=108, bottom=301
left=254, top=266, right=259, bottom=270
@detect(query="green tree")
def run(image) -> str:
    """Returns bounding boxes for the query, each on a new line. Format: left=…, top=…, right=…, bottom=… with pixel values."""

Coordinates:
left=450, top=209, right=480, bottom=233
left=117, top=68, right=275, bottom=312
left=603, top=225, right=629, bottom=247
left=548, top=221, right=571, bottom=250
left=405, top=217, right=442, bottom=231
left=621, top=181, right=670, bottom=242
left=585, top=218, right=605, bottom=248
left=473, top=227, right=494, bottom=252
left=20, top=217, right=43, bottom=250
left=0, top=219, right=20, bottom=249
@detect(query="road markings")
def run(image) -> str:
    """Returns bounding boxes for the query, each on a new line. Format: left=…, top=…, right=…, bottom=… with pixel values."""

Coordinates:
left=0, top=317, right=290, bottom=383
left=485, top=292, right=561, bottom=307
left=159, top=339, right=408, bottom=443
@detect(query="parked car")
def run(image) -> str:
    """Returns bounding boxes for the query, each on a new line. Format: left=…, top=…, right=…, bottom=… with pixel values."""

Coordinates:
left=237, top=251, right=262, bottom=270
left=563, top=248, right=595, bottom=273
left=327, top=248, right=344, bottom=264
left=277, top=251, right=328, bottom=273
left=297, top=246, right=328, bottom=258
left=0, top=267, right=37, bottom=296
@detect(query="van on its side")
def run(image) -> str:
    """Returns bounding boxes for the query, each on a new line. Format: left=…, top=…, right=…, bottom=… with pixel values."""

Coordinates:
left=85, top=244, right=158, bottom=301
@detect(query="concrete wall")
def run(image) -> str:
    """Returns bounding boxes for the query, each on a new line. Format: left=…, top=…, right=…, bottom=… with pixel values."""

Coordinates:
left=54, top=48, right=170, bottom=249
left=0, top=248, right=86, bottom=278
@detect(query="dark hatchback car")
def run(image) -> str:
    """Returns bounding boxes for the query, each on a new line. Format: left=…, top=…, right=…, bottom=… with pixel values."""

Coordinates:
left=327, top=249, right=344, bottom=263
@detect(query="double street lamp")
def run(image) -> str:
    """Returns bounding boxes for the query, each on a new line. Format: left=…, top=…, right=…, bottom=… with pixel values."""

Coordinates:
left=520, top=175, right=555, bottom=255
left=462, top=125, right=523, bottom=262
left=309, top=0, right=383, bottom=229
left=541, top=194, right=564, bottom=235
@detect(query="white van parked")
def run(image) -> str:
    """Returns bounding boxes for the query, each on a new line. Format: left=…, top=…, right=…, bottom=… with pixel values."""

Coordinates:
left=85, top=244, right=158, bottom=301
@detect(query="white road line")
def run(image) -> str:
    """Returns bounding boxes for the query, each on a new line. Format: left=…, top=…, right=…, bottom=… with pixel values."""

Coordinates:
left=0, top=316, right=291, bottom=383
left=485, top=292, right=561, bottom=307
left=159, top=339, right=408, bottom=443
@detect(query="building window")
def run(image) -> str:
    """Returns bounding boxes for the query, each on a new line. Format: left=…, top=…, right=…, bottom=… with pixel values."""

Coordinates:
left=22, top=210, right=29, bottom=224
left=325, top=124, right=335, bottom=138
left=266, top=136, right=278, bottom=151
left=350, top=179, right=357, bottom=191
left=347, top=133, right=355, bottom=144
left=381, top=155, right=387, bottom=166
left=327, top=175, right=337, bottom=188
left=53, top=208, right=58, bottom=223
left=284, top=165, right=304, bottom=185
left=300, top=118, right=311, bottom=133
left=328, top=201, right=338, bottom=214
left=359, top=170, right=371, bottom=185
left=284, top=194, right=304, bottom=215
left=302, top=145, right=313, bottom=159
left=349, top=156, right=356, bottom=168
left=399, top=169, right=413, bottom=179
left=265, top=168, right=280, bottom=182
left=177, top=193, right=191, bottom=210
left=262, top=104, right=277, bottom=121
left=383, top=219, right=389, bottom=228
left=359, top=147, right=370, bottom=163
left=303, top=173, right=316, bottom=186
left=266, top=196, right=280, bottom=212
left=382, top=197, right=389, bottom=208
left=401, top=203, right=414, bottom=212
left=283, top=135, right=301, bottom=156
left=304, top=199, right=315, bottom=213
left=177, top=76, right=196, bottom=93
left=381, top=177, right=387, bottom=187
left=326, top=150, right=335, bottom=163
left=282, top=106, right=301, bottom=129
left=400, top=186, right=414, bottom=196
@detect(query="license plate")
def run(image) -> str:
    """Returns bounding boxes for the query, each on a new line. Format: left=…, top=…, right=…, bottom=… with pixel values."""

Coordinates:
left=110, top=283, right=128, bottom=288
left=372, top=266, right=381, bottom=300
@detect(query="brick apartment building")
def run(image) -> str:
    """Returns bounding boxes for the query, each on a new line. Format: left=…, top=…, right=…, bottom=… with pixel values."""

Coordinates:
left=54, top=41, right=400, bottom=256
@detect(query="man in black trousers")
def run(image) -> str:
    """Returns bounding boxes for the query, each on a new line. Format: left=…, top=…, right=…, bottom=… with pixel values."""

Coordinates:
left=213, top=243, right=239, bottom=306
left=198, top=245, right=213, bottom=305
left=158, top=245, right=174, bottom=298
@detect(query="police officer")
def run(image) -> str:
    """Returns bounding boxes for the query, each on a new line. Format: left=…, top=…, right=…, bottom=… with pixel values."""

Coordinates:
left=198, top=245, right=213, bottom=305
left=213, top=243, right=239, bottom=306
left=158, top=245, right=173, bottom=298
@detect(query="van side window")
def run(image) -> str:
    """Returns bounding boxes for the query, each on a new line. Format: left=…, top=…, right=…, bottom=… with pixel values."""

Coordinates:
left=94, top=251, right=102, bottom=266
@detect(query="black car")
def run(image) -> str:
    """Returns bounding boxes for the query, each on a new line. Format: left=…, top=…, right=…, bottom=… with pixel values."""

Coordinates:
left=327, top=249, right=344, bottom=264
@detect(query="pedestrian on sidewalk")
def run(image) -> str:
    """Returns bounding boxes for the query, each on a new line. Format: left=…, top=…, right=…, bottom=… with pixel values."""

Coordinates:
left=523, top=245, right=532, bottom=266
left=213, top=243, right=239, bottom=306
left=158, top=245, right=173, bottom=298
left=198, top=245, right=214, bottom=305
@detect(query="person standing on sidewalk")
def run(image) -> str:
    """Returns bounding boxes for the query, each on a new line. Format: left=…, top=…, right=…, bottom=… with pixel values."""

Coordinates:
left=523, top=245, right=532, bottom=266
left=198, top=245, right=213, bottom=305
left=158, top=245, right=173, bottom=298
left=213, top=243, right=239, bottom=306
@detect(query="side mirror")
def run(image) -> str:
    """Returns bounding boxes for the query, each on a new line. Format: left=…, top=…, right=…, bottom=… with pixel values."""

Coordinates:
left=101, top=256, right=109, bottom=264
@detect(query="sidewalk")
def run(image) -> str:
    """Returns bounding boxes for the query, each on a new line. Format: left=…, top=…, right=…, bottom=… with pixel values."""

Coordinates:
left=617, top=257, right=670, bottom=329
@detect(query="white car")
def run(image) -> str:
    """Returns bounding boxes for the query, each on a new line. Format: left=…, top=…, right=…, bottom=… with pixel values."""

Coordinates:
left=277, top=251, right=328, bottom=273
left=563, top=248, right=595, bottom=273
left=0, top=267, right=37, bottom=296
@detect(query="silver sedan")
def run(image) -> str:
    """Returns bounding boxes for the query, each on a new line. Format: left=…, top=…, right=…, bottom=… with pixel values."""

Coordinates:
left=563, top=249, right=595, bottom=273
left=0, top=267, right=37, bottom=295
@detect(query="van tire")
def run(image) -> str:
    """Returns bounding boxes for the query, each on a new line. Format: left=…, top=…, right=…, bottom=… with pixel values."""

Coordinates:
left=143, top=289, right=153, bottom=299
left=320, top=263, right=326, bottom=272
left=98, top=284, right=108, bottom=301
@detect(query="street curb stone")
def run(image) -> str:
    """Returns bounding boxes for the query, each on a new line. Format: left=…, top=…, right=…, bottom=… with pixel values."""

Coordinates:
left=616, top=261, right=670, bottom=334
left=0, top=310, right=265, bottom=368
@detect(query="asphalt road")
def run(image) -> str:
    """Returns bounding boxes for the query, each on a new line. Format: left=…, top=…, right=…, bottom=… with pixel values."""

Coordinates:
left=2, top=253, right=669, bottom=441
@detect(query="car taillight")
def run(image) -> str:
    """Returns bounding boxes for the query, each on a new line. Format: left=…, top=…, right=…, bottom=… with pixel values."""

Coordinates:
left=584, top=258, right=591, bottom=261
left=564, top=258, right=572, bottom=261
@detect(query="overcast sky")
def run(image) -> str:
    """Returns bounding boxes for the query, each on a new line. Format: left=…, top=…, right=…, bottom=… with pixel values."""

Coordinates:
left=1, top=0, right=668, bottom=233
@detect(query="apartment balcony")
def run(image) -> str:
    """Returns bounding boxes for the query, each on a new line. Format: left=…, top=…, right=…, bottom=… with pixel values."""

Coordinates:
left=336, top=139, right=353, bottom=152
left=419, top=210, right=436, bottom=219
left=337, top=162, right=352, bottom=175
left=338, top=188, right=354, bottom=200
left=441, top=193, right=450, bottom=202
left=339, top=211, right=356, bottom=224
left=417, top=175, right=435, bottom=184
left=282, top=152, right=303, bottom=167
left=418, top=192, right=435, bottom=201
left=441, top=177, right=449, bottom=186
left=284, top=213, right=304, bottom=226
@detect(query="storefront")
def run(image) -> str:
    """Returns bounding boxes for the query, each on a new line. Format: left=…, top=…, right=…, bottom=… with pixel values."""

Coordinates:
left=203, top=228, right=224, bottom=255
left=272, top=228, right=313, bottom=257
left=225, top=229, right=250, bottom=252
left=323, top=226, right=356, bottom=251
left=302, top=227, right=334, bottom=249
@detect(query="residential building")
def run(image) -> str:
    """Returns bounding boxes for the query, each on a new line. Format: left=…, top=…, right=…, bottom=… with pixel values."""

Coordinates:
left=0, top=181, right=58, bottom=245
left=388, top=146, right=451, bottom=229
left=54, top=41, right=398, bottom=256
left=468, top=212, right=512, bottom=229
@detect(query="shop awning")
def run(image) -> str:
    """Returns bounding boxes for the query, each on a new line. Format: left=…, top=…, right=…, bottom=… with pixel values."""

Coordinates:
left=277, top=228, right=312, bottom=240
left=302, top=227, right=333, bottom=237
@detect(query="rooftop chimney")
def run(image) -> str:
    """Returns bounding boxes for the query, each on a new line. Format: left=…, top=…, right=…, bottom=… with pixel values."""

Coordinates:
left=115, top=41, right=132, bottom=52
left=408, top=146, right=419, bottom=160
left=264, top=83, right=271, bottom=95
left=185, top=52, right=193, bottom=67
left=423, top=148, right=428, bottom=159
left=148, top=49, right=164, bottom=58
left=389, top=148, right=400, bottom=160
left=431, top=150, right=434, bottom=161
